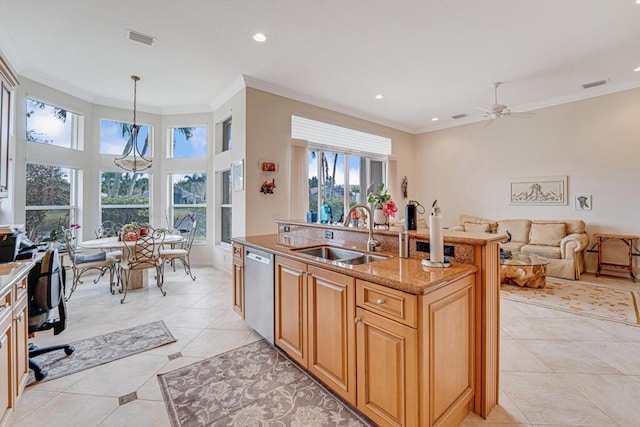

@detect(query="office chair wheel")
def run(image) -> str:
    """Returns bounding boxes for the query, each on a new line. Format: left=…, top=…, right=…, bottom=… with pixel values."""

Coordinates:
left=64, top=345, right=75, bottom=356
left=34, top=369, right=48, bottom=382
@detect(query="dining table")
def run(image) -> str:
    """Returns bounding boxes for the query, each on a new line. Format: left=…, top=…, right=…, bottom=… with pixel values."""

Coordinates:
left=79, top=234, right=184, bottom=290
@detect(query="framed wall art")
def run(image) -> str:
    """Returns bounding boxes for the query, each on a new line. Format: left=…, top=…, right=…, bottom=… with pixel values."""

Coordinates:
left=575, top=194, right=592, bottom=211
left=232, top=159, right=244, bottom=191
left=509, top=175, right=568, bottom=205
left=259, top=160, right=278, bottom=173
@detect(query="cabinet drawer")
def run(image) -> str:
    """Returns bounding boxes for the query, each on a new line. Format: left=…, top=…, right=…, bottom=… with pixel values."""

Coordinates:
left=14, top=277, right=28, bottom=303
left=232, top=243, right=244, bottom=261
left=0, top=293, right=10, bottom=322
left=356, top=280, right=417, bottom=328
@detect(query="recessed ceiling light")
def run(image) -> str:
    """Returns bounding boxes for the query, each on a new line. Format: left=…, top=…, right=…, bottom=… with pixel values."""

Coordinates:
left=252, top=33, right=267, bottom=42
left=635, top=66, right=640, bottom=72
left=431, top=117, right=439, bottom=121
left=375, top=94, right=384, bottom=100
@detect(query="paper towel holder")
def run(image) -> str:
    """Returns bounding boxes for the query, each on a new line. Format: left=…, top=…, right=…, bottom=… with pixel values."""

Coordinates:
left=421, top=257, right=452, bottom=268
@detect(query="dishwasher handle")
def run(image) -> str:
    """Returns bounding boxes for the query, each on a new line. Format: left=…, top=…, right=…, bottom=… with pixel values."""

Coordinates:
left=246, top=251, right=272, bottom=266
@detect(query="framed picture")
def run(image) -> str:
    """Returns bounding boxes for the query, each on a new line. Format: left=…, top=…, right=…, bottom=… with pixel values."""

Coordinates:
left=259, top=160, right=278, bottom=173
left=509, top=175, right=568, bottom=205
left=575, top=194, right=592, bottom=211
left=232, top=159, right=244, bottom=191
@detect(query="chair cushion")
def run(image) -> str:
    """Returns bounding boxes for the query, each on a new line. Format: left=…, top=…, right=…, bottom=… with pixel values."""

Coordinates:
left=464, top=222, right=491, bottom=233
left=529, top=223, right=566, bottom=246
left=497, top=219, right=531, bottom=243
left=501, top=241, right=526, bottom=253
left=520, top=244, right=562, bottom=259
left=160, top=249, right=188, bottom=259
left=75, top=252, right=106, bottom=264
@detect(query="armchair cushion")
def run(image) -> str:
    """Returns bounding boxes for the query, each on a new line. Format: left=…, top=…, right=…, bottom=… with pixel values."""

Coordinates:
left=529, top=223, right=566, bottom=246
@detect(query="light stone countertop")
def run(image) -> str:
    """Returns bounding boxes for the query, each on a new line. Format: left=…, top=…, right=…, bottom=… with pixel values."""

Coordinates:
left=233, top=234, right=477, bottom=295
left=0, top=259, right=37, bottom=298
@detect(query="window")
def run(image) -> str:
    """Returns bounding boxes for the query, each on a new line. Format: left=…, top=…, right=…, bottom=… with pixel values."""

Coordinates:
left=100, top=171, right=150, bottom=228
left=220, top=169, right=232, bottom=245
left=169, top=126, right=207, bottom=158
left=308, top=149, right=385, bottom=224
left=26, top=98, right=81, bottom=149
left=25, top=163, right=78, bottom=241
left=100, top=119, right=151, bottom=156
left=222, top=118, right=232, bottom=152
left=170, top=173, right=207, bottom=241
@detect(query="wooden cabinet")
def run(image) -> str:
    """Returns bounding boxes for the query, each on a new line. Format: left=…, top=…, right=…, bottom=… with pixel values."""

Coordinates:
left=232, top=243, right=244, bottom=318
left=275, top=256, right=356, bottom=404
left=13, top=278, right=29, bottom=398
left=420, top=274, right=475, bottom=427
left=0, top=54, right=17, bottom=197
left=356, top=280, right=418, bottom=427
left=307, top=265, right=355, bottom=404
left=0, top=304, right=11, bottom=427
left=274, top=256, right=307, bottom=366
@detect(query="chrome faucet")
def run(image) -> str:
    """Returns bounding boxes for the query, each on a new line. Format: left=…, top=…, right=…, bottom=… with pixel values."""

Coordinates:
left=343, top=204, right=381, bottom=252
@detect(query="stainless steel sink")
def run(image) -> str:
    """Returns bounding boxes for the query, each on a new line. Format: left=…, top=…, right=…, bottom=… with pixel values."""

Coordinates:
left=335, top=254, right=390, bottom=265
left=292, top=245, right=390, bottom=265
left=293, top=246, right=362, bottom=260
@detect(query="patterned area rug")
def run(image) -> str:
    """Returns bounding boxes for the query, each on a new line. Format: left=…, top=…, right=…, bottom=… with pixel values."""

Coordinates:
left=158, top=340, right=373, bottom=427
left=501, top=278, right=640, bottom=326
left=28, top=320, right=176, bottom=385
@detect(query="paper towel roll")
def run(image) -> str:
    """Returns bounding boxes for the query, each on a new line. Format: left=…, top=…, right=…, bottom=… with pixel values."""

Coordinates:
left=429, top=214, right=444, bottom=263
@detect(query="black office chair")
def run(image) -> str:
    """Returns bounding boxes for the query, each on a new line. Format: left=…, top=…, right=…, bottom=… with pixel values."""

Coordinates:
left=28, top=249, right=75, bottom=381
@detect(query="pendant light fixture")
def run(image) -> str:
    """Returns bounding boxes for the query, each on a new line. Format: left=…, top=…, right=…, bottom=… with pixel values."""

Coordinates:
left=114, top=75, right=152, bottom=173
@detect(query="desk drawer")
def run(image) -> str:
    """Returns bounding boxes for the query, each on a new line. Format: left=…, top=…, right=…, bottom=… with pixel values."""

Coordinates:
left=356, top=280, right=417, bottom=328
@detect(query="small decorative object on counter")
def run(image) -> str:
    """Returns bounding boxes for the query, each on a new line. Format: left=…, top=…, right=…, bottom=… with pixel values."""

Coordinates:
left=399, top=231, right=409, bottom=258
left=422, top=199, right=451, bottom=268
left=260, top=179, right=276, bottom=194
left=367, top=183, right=397, bottom=229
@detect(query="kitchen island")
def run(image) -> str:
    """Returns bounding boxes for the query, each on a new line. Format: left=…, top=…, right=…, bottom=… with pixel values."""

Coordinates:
left=233, top=222, right=503, bottom=427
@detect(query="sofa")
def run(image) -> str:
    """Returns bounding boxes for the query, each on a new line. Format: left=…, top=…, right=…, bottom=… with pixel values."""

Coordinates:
left=451, top=214, right=589, bottom=280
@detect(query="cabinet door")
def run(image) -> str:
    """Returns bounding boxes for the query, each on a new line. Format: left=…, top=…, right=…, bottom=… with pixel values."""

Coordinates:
left=274, top=256, right=307, bottom=366
left=13, top=293, right=29, bottom=398
left=232, top=259, right=245, bottom=318
left=307, top=265, right=356, bottom=405
left=356, top=307, right=418, bottom=427
left=0, top=312, right=12, bottom=426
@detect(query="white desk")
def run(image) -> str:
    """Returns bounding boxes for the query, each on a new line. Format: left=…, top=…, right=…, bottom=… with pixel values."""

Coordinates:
left=79, top=235, right=183, bottom=289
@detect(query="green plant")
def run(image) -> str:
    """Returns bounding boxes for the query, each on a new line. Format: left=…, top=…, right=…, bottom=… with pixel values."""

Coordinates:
left=41, top=229, right=60, bottom=243
left=367, top=183, right=391, bottom=208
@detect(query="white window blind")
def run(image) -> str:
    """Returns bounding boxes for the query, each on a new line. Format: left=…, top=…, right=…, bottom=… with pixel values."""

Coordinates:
left=291, top=115, right=391, bottom=156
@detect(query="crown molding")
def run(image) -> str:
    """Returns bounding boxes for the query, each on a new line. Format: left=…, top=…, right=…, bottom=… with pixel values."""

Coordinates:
left=209, top=75, right=247, bottom=112
left=242, top=75, right=415, bottom=134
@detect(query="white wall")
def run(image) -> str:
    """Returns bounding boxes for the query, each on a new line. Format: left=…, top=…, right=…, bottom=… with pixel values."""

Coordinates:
left=414, top=87, right=640, bottom=271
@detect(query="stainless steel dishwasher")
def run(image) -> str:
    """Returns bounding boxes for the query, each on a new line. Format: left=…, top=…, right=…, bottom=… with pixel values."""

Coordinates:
left=243, top=246, right=275, bottom=344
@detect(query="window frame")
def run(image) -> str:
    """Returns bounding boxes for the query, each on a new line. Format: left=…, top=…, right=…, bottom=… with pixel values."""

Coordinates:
left=168, top=172, right=207, bottom=242
left=25, top=96, right=83, bottom=150
left=99, top=170, right=152, bottom=228
left=219, top=168, right=232, bottom=247
left=167, top=125, right=208, bottom=159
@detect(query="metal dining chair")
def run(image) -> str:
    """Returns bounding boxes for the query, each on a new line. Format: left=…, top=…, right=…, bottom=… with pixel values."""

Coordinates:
left=62, top=228, right=118, bottom=299
left=159, top=220, right=197, bottom=281
left=119, top=227, right=166, bottom=304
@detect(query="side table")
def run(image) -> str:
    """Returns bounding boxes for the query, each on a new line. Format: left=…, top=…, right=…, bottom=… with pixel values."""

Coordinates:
left=594, top=233, right=638, bottom=282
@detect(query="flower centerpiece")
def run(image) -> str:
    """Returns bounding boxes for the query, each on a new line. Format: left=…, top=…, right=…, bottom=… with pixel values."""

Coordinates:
left=367, top=183, right=397, bottom=229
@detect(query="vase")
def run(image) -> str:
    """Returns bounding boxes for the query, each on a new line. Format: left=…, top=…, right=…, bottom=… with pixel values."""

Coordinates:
left=373, top=207, right=389, bottom=229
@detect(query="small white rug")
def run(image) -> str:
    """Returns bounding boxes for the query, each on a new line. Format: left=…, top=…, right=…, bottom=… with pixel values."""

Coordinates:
left=501, top=278, right=640, bottom=326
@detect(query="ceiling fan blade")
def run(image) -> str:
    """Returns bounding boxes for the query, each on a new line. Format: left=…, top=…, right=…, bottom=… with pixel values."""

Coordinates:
left=482, top=118, right=495, bottom=128
left=477, top=106, right=492, bottom=113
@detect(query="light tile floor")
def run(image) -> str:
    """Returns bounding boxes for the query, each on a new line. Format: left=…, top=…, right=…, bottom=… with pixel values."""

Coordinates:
left=8, top=269, right=640, bottom=426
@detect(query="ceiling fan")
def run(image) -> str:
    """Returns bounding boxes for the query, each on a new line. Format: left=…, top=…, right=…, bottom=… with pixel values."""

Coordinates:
left=478, top=82, right=534, bottom=124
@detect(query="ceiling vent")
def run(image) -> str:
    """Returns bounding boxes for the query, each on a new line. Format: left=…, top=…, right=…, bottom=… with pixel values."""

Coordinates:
left=126, top=29, right=156, bottom=46
left=582, top=79, right=608, bottom=89
left=451, top=113, right=467, bottom=119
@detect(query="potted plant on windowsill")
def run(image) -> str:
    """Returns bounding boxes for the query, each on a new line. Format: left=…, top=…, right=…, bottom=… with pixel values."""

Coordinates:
left=367, top=183, right=397, bottom=229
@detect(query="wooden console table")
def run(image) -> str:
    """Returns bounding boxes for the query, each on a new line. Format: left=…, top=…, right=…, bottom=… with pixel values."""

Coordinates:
left=594, top=233, right=638, bottom=282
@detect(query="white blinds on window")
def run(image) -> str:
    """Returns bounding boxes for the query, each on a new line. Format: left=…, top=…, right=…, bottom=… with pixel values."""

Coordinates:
left=291, top=115, right=391, bottom=156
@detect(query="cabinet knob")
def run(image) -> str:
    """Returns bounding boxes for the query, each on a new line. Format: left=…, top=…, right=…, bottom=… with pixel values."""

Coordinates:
left=2, top=302, right=8, bottom=309
left=354, top=316, right=361, bottom=324
left=15, top=312, right=24, bottom=321
left=376, top=298, right=385, bottom=305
